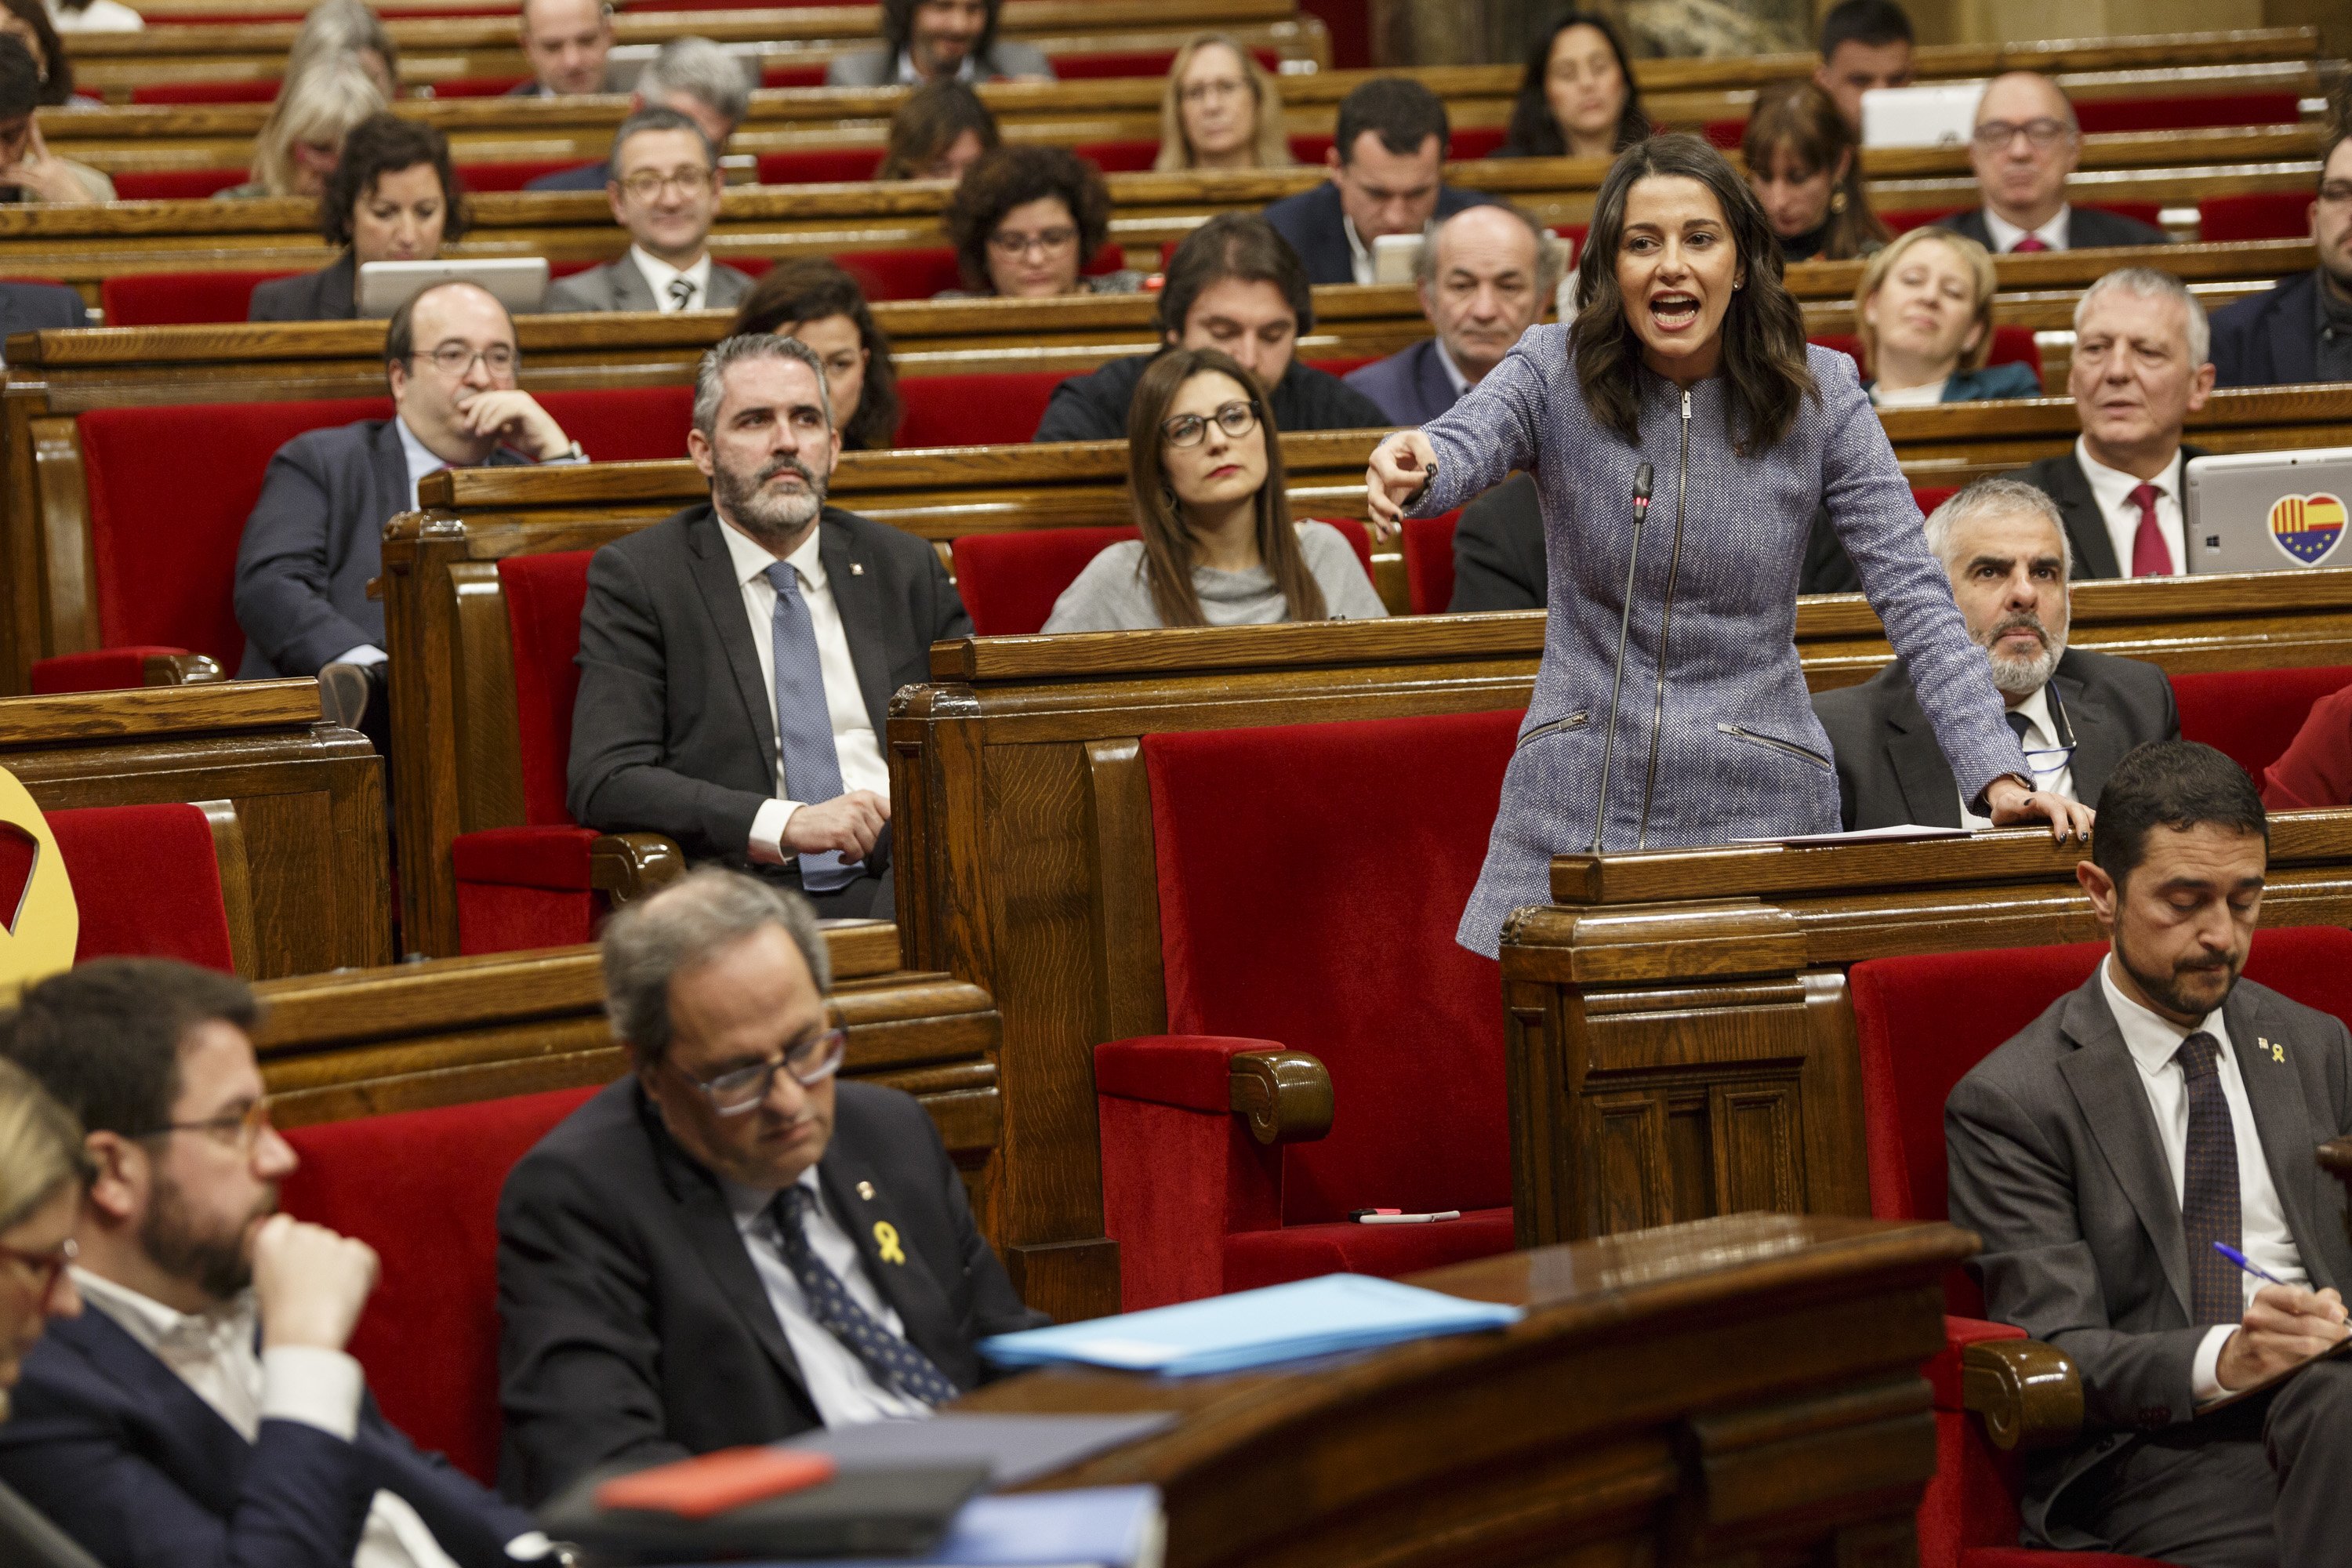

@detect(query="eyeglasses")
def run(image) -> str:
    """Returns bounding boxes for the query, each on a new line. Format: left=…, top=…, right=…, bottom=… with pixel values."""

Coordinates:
left=1972, top=118, right=2072, bottom=152
left=141, top=1097, right=274, bottom=1153
left=1181, top=77, right=1247, bottom=104
left=1161, top=399, right=1258, bottom=447
left=0, top=1236, right=74, bottom=1301
left=412, top=343, right=517, bottom=376
left=987, top=225, right=1078, bottom=258
left=672, top=1026, right=848, bottom=1116
left=618, top=166, right=717, bottom=202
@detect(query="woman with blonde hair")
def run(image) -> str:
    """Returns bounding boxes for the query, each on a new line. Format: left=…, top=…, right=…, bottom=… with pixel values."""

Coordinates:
left=1852, top=225, right=2041, bottom=405
left=1044, top=347, right=1385, bottom=630
left=1154, top=33, right=1293, bottom=172
left=216, top=53, right=385, bottom=201
left=0, top=1056, right=84, bottom=1422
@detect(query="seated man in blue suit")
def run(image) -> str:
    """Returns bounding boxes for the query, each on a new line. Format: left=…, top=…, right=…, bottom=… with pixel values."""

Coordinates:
left=2210, top=124, right=2352, bottom=389
left=1344, top=201, right=1562, bottom=426
left=0, top=957, right=546, bottom=1568
left=1261, top=77, right=1488, bottom=286
left=0, top=281, right=83, bottom=363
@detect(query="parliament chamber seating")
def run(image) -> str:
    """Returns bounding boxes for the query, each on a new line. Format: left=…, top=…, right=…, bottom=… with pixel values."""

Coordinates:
left=2199, top=191, right=2319, bottom=244
left=1813, top=326, right=2042, bottom=381
left=0, top=800, right=245, bottom=973
left=2171, top=666, right=2352, bottom=786
left=1094, top=708, right=1523, bottom=1310
left=1850, top=927, right=2352, bottom=1568
left=949, top=519, right=1374, bottom=636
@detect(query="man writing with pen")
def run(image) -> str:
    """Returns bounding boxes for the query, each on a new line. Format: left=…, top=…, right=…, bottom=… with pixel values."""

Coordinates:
left=1946, top=739, right=2352, bottom=1566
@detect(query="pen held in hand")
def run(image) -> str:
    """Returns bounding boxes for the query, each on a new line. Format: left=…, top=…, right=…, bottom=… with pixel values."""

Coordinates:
left=2212, top=1240, right=2288, bottom=1287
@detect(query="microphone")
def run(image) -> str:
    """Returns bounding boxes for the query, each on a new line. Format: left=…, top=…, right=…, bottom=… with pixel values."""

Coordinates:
left=1587, top=463, right=1656, bottom=854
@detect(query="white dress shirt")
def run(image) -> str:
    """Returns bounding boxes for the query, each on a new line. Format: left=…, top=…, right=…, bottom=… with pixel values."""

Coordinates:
left=1982, top=204, right=2071, bottom=253
left=1958, top=683, right=2076, bottom=828
left=71, top=1271, right=462, bottom=1568
left=716, top=515, right=891, bottom=863
left=1341, top=216, right=1374, bottom=287
left=895, top=50, right=978, bottom=84
left=723, top=1168, right=932, bottom=1427
left=628, top=246, right=715, bottom=313
left=2077, top=437, right=2187, bottom=578
left=1869, top=378, right=1947, bottom=408
left=1432, top=337, right=1472, bottom=401
left=2097, top=960, right=2308, bottom=1403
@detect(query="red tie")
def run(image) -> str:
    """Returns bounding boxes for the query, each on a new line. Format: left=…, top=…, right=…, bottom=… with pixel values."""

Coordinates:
left=2010, top=235, right=2049, bottom=252
left=2129, top=482, right=2172, bottom=576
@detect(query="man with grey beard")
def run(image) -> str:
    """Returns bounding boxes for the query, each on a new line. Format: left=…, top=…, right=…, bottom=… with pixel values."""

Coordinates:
left=1813, top=476, right=2177, bottom=830
left=568, top=333, right=971, bottom=919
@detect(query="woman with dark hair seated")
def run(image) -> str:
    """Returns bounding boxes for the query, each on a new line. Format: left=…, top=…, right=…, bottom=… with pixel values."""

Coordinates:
left=1367, top=132, right=2088, bottom=958
left=939, top=144, right=1142, bottom=299
left=0, top=0, right=89, bottom=109
left=1742, top=79, right=1887, bottom=263
left=249, top=112, right=464, bottom=321
left=731, top=256, right=903, bottom=451
left=1498, top=10, right=1649, bottom=160
left=876, top=79, right=999, bottom=182
left=1044, top=347, right=1385, bottom=632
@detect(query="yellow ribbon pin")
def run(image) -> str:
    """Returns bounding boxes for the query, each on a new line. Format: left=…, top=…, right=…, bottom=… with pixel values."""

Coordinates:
left=873, top=1221, right=906, bottom=1265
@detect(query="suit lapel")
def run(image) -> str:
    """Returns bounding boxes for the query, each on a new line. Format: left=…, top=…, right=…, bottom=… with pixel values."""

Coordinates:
left=608, top=257, right=653, bottom=311
left=2221, top=985, right=2336, bottom=1289
left=370, top=419, right=413, bottom=518
left=2272, top=276, right=2319, bottom=383
left=48, top=1306, right=249, bottom=1510
left=1884, top=681, right=1963, bottom=827
left=2053, top=456, right=2122, bottom=580
left=2049, top=657, right=2125, bottom=804
left=320, top=253, right=357, bottom=319
left=816, top=1152, right=967, bottom=1383
left=686, top=509, right=780, bottom=789
left=2056, top=973, right=2194, bottom=1319
left=1414, top=339, right=1454, bottom=422
left=818, top=513, right=895, bottom=738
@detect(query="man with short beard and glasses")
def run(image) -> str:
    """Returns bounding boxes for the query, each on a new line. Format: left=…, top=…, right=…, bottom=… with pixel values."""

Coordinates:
left=1812, top=476, right=2176, bottom=830
left=1947, top=741, right=2352, bottom=1565
left=0, top=958, right=543, bottom=1568
left=568, top=333, right=971, bottom=920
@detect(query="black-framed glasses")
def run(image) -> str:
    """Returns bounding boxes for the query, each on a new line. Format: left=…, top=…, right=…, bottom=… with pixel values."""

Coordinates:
left=1161, top=399, right=1257, bottom=448
left=0, top=1236, right=74, bottom=1301
left=140, top=1098, right=274, bottom=1153
left=987, top=225, right=1078, bottom=258
left=412, top=343, right=517, bottom=376
left=618, top=166, right=717, bottom=202
left=672, top=1027, right=848, bottom=1117
left=1972, top=118, right=2071, bottom=152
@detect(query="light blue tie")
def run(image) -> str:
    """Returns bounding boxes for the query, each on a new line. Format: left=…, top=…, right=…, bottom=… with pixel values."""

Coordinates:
left=764, top=561, right=860, bottom=892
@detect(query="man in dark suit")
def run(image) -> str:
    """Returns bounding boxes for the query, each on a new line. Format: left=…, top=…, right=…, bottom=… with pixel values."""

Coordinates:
left=1815, top=477, right=2177, bottom=829
left=1938, top=71, right=2169, bottom=253
left=544, top=110, right=755, bottom=313
left=499, top=869, right=1045, bottom=1504
left=826, top=0, right=1051, bottom=87
left=510, top=0, right=612, bottom=96
left=1345, top=202, right=1563, bottom=427
left=233, top=281, right=584, bottom=737
left=2009, top=267, right=2214, bottom=581
left=0, top=279, right=82, bottom=365
left=568, top=334, right=968, bottom=920
left=0, top=958, right=543, bottom=1568
left=1947, top=741, right=2352, bottom=1563
left=1262, top=78, right=1489, bottom=287
left=523, top=36, right=753, bottom=194
left=0, top=1483, right=100, bottom=1568
left=2210, top=127, right=2352, bottom=389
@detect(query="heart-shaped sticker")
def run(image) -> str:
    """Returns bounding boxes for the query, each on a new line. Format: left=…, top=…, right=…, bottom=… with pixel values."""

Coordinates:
left=2267, top=492, right=2347, bottom=567
left=0, top=767, right=76, bottom=1004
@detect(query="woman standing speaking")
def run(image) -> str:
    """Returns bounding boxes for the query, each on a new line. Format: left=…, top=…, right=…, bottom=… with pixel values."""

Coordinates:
left=1367, top=135, right=2091, bottom=956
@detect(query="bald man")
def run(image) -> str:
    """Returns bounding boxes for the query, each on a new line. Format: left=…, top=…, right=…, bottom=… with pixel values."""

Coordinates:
left=1345, top=202, right=1564, bottom=426
left=1939, top=71, right=2169, bottom=253
left=511, top=0, right=614, bottom=97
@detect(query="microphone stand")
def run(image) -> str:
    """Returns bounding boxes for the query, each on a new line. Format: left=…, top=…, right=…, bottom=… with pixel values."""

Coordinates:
left=1588, top=463, right=1653, bottom=855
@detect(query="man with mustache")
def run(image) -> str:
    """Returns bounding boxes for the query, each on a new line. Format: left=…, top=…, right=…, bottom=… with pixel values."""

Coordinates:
left=568, top=334, right=971, bottom=919
left=1813, top=476, right=2176, bottom=829
left=1947, top=741, right=2352, bottom=1563
left=0, top=958, right=541, bottom=1567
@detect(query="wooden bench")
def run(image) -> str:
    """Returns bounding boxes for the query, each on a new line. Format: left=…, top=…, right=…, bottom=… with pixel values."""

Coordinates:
left=0, top=678, right=390, bottom=976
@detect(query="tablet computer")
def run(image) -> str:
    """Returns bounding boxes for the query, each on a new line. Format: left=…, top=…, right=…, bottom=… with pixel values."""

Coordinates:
left=1860, top=82, right=1984, bottom=148
left=355, top=257, right=550, bottom=318
left=2184, top=447, right=2352, bottom=574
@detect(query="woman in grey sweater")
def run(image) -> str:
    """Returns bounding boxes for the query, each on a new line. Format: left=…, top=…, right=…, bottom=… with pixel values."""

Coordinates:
left=1367, top=135, right=2092, bottom=957
left=1044, top=347, right=1387, bottom=633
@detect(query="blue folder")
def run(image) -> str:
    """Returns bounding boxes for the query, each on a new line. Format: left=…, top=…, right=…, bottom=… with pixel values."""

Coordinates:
left=700, top=1486, right=1164, bottom=1568
left=978, top=1273, right=1523, bottom=1376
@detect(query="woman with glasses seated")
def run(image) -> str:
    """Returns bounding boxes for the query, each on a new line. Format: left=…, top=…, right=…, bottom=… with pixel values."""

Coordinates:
left=1044, top=347, right=1387, bottom=632
left=1852, top=227, right=2041, bottom=405
left=250, top=114, right=464, bottom=321
left=0, top=1058, right=99, bottom=1567
left=1154, top=32, right=1294, bottom=172
left=938, top=145, right=1142, bottom=299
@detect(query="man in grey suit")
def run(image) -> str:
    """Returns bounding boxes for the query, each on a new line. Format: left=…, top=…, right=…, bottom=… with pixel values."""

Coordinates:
left=1939, top=71, right=2169, bottom=253
left=825, top=0, right=1051, bottom=87
left=568, top=335, right=971, bottom=920
left=546, top=110, right=754, bottom=315
left=1344, top=202, right=1563, bottom=427
left=1947, top=739, right=2352, bottom=1564
left=233, top=282, right=585, bottom=736
left=510, top=0, right=613, bottom=97
left=1815, top=477, right=2177, bottom=829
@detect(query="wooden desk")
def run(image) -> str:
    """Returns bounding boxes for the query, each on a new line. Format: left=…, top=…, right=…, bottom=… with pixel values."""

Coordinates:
left=961, top=1212, right=1974, bottom=1568
left=0, top=679, right=391, bottom=977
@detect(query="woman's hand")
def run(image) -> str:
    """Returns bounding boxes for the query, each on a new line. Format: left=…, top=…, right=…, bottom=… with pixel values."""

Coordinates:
left=1365, top=430, right=1439, bottom=542
left=1986, top=775, right=2095, bottom=843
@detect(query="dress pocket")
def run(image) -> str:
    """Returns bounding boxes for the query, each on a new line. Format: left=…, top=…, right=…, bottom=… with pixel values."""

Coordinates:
left=1516, top=710, right=1590, bottom=750
left=1716, top=722, right=1832, bottom=771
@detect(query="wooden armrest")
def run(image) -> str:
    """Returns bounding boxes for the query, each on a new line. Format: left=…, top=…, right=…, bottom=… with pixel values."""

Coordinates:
left=589, top=833, right=686, bottom=906
left=143, top=652, right=223, bottom=687
left=1962, top=1338, right=2083, bottom=1451
left=1228, top=1050, right=1333, bottom=1146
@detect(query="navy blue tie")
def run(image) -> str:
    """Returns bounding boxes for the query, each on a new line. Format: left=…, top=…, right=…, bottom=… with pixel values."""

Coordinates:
left=764, top=561, right=859, bottom=892
left=769, top=1185, right=957, bottom=1405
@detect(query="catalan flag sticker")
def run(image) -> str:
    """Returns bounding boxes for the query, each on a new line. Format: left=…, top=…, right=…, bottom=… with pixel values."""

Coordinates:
left=2268, top=492, right=2348, bottom=566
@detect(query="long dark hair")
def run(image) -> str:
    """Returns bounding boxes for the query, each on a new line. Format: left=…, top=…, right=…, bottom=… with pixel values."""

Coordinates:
left=0, top=0, right=71, bottom=107
left=877, top=80, right=1000, bottom=180
left=881, top=0, right=1000, bottom=71
left=1740, top=79, right=1888, bottom=261
left=1504, top=12, right=1649, bottom=158
left=1124, top=347, right=1325, bottom=628
left=731, top=257, right=903, bottom=451
left=1573, top=133, right=1817, bottom=455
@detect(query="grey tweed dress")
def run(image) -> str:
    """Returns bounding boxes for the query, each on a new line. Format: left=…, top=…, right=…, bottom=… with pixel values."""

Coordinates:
left=1410, top=326, right=2030, bottom=956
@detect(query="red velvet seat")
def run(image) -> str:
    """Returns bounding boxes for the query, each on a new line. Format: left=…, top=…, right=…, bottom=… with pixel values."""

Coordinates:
left=1401, top=510, right=1461, bottom=614
left=949, top=521, right=1377, bottom=637
left=1069, top=140, right=1163, bottom=173
left=836, top=244, right=1128, bottom=303
left=0, top=803, right=236, bottom=971
left=1054, top=47, right=1282, bottom=79
left=280, top=1085, right=601, bottom=1485
left=1809, top=328, right=2041, bottom=381
left=130, top=82, right=279, bottom=104
left=1914, top=487, right=1960, bottom=517
left=897, top=371, right=1071, bottom=448
left=100, top=268, right=301, bottom=326
left=2171, top=666, right=2352, bottom=784
left=1095, top=708, right=1523, bottom=1310
left=760, top=65, right=828, bottom=89
left=2198, top=193, right=2313, bottom=245
left=2074, top=93, right=2299, bottom=134
left=756, top=149, right=888, bottom=185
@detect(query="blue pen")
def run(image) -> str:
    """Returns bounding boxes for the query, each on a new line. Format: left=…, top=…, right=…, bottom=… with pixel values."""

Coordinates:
left=2213, top=1241, right=2288, bottom=1286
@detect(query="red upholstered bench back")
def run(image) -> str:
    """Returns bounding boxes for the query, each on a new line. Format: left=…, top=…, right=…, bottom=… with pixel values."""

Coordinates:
left=1912, top=487, right=1958, bottom=517
left=2172, top=666, right=2352, bottom=783
left=2200, top=192, right=2313, bottom=244
left=100, top=268, right=300, bottom=325
left=534, top=386, right=699, bottom=463
left=756, top=149, right=887, bottom=184
left=2074, top=93, right=2300, bottom=133
left=952, top=521, right=1375, bottom=637
left=0, top=803, right=234, bottom=971
left=1069, top=140, right=1162, bottom=173
left=280, top=1084, right=601, bottom=1485
left=1141, top=708, right=1522, bottom=1221
left=499, top=551, right=597, bottom=827
left=1809, top=328, right=2040, bottom=380
left=898, top=372, right=1070, bottom=448
left=1401, top=510, right=1460, bottom=614
left=837, top=244, right=1128, bottom=303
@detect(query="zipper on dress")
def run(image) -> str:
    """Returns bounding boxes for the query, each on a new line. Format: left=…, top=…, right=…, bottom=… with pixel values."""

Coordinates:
left=1515, top=710, right=1589, bottom=750
left=1634, top=389, right=1693, bottom=848
left=1717, top=722, right=1833, bottom=770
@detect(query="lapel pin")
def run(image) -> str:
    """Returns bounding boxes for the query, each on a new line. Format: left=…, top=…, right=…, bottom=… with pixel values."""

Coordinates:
left=849, top=562, right=866, bottom=576
left=873, top=1221, right=906, bottom=1265
left=857, top=1180, right=876, bottom=1200
left=2265, top=1036, right=2285, bottom=1062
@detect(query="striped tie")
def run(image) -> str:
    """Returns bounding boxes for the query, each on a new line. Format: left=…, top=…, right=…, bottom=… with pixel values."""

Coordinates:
left=666, top=277, right=696, bottom=311
left=770, top=1185, right=957, bottom=1405
left=764, top=561, right=860, bottom=892
left=2175, top=1030, right=2244, bottom=1326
